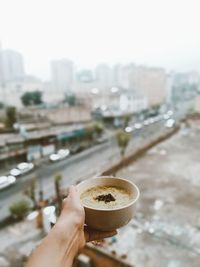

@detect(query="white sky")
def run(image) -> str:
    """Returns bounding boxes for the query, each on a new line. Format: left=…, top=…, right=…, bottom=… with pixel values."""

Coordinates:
left=0, top=0, right=200, bottom=80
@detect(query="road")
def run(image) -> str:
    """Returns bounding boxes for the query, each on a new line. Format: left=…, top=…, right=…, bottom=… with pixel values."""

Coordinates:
left=0, top=108, right=187, bottom=220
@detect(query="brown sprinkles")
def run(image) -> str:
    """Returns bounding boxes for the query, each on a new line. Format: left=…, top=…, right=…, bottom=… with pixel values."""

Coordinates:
left=94, top=193, right=116, bottom=203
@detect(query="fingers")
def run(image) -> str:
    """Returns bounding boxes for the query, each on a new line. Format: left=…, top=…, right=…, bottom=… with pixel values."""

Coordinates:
left=63, top=186, right=81, bottom=207
left=84, top=226, right=117, bottom=242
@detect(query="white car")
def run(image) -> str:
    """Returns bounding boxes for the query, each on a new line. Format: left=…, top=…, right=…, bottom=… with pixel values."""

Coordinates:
left=163, top=114, right=170, bottom=120
left=134, top=123, right=142, bottom=129
left=0, top=175, right=16, bottom=190
left=143, top=120, right=150, bottom=126
left=49, top=153, right=60, bottom=162
left=58, top=149, right=70, bottom=159
left=149, top=118, right=155, bottom=124
left=165, top=119, right=175, bottom=128
left=10, top=162, right=34, bottom=177
left=167, top=110, right=174, bottom=116
left=125, top=126, right=133, bottom=133
left=49, top=149, right=70, bottom=162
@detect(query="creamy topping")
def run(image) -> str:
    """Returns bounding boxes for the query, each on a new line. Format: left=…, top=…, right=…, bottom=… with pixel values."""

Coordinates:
left=80, top=186, right=132, bottom=209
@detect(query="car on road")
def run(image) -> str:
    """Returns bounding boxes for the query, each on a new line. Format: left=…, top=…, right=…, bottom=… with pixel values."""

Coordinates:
left=96, top=135, right=109, bottom=144
left=10, top=162, right=34, bottom=177
left=149, top=117, right=156, bottom=124
left=49, top=149, right=70, bottom=162
left=143, top=119, right=150, bottom=126
left=167, top=110, right=174, bottom=116
left=165, top=119, right=175, bottom=128
left=134, top=123, right=143, bottom=129
left=163, top=113, right=170, bottom=120
left=0, top=175, right=16, bottom=190
left=125, top=126, right=133, bottom=133
left=70, top=144, right=82, bottom=154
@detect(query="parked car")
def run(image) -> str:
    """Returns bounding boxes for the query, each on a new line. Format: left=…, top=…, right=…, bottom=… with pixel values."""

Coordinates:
left=165, top=119, right=175, bottom=128
left=10, top=162, right=34, bottom=177
left=96, top=135, right=109, bottom=144
left=163, top=114, right=170, bottom=120
left=49, top=149, right=70, bottom=162
left=143, top=120, right=150, bottom=126
left=134, top=123, right=142, bottom=129
left=125, top=126, right=133, bottom=133
left=149, top=117, right=155, bottom=124
left=0, top=175, right=16, bottom=190
left=49, top=153, right=60, bottom=162
left=70, top=144, right=82, bottom=154
left=167, top=110, right=174, bottom=116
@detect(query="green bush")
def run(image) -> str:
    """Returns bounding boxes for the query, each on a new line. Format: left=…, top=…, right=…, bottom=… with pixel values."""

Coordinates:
left=9, top=199, right=31, bottom=220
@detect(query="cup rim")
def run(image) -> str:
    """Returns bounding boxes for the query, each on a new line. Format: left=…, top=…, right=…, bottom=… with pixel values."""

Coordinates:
left=76, top=176, right=140, bottom=211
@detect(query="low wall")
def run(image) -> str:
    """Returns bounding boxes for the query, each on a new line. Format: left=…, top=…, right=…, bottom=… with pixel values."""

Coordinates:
left=102, top=127, right=179, bottom=176
left=73, top=243, right=133, bottom=267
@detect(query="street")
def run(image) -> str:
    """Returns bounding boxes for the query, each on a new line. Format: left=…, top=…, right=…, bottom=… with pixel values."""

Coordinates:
left=0, top=118, right=167, bottom=221
left=0, top=106, right=188, bottom=221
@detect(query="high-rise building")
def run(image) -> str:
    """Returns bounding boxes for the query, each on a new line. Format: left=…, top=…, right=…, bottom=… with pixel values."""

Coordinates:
left=51, top=59, right=74, bottom=91
left=129, top=66, right=167, bottom=106
left=118, top=63, right=136, bottom=89
left=169, top=72, right=199, bottom=105
left=0, top=49, right=25, bottom=82
left=95, top=64, right=113, bottom=88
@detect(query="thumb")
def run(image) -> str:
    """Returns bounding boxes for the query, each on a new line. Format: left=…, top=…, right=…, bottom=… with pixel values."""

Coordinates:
left=68, top=185, right=78, bottom=199
left=62, top=185, right=80, bottom=210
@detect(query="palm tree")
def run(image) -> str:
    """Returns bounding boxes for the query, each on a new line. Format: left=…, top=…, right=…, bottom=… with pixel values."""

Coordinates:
left=116, top=129, right=131, bottom=158
left=23, top=177, right=37, bottom=208
left=54, top=173, right=62, bottom=216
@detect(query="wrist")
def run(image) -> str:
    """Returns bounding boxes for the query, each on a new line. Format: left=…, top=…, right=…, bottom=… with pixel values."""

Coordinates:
left=51, top=218, right=85, bottom=255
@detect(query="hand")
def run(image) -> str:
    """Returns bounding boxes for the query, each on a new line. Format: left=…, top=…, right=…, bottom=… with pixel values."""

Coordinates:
left=57, top=186, right=117, bottom=244
left=26, top=185, right=117, bottom=267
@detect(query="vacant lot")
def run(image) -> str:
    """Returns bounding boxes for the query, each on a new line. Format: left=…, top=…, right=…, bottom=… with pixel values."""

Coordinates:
left=104, top=122, right=200, bottom=267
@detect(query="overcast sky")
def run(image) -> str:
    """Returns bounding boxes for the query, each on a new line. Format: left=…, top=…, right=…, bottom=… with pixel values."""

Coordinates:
left=0, top=0, right=199, bottom=80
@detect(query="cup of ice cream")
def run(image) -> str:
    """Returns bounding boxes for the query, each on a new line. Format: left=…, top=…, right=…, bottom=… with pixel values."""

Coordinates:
left=76, top=176, right=140, bottom=231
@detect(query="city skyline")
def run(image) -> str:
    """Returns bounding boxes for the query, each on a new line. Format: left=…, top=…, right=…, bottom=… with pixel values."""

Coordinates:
left=0, top=0, right=200, bottom=80
left=0, top=47, right=168, bottom=82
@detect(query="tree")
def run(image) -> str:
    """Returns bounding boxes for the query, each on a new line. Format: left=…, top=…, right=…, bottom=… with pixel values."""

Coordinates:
left=92, top=122, right=104, bottom=136
left=21, top=91, right=43, bottom=106
left=116, top=129, right=131, bottom=157
left=9, top=199, right=30, bottom=220
left=124, top=115, right=131, bottom=128
left=64, top=94, right=76, bottom=106
left=85, top=124, right=94, bottom=139
left=54, top=173, right=62, bottom=216
left=150, top=104, right=160, bottom=116
left=5, top=106, right=17, bottom=128
left=23, top=177, right=37, bottom=208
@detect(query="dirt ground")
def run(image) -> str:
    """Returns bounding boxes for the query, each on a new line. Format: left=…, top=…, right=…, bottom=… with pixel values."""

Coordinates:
left=100, top=122, right=200, bottom=267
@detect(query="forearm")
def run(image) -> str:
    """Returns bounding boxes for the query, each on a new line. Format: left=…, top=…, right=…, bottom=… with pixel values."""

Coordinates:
left=26, top=221, right=84, bottom=267
left=25, top=185, right=117, bottom=267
